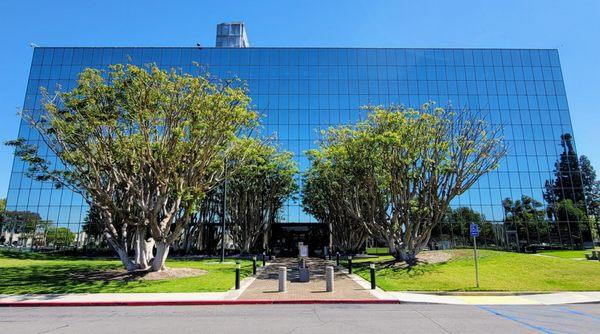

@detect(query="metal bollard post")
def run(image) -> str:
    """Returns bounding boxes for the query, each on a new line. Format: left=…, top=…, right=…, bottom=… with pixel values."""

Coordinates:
left=325, top=266, right=334, bottom=292
left=252, top=256, right=257, bottom=275
left=235, top=262, right=241, bottom=290
left=262, top=252, right=266, bottom=267
left=370, top=263, right=376, bottom=289
left=278, top=266, right=287, bottom=292
left=348, top=256, right=353, bottom=274
left=336, top=252, right=340, bottom=266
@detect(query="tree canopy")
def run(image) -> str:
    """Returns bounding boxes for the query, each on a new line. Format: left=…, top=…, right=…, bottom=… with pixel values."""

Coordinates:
left=225, top=137, right=298, bottom=253
left=8, top=64, right=257, bottom=271
left=543, top=134, right=593, bottom=247
left=302, top=103, right=506, bottom=263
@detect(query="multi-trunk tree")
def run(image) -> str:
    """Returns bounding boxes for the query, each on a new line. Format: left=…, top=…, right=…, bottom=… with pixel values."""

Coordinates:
left=302, top=127, right=382, bottom=254
left=225, top=138, right=298, bottom=253
left=8, top=64, right=256, bottom=271
left=302, top=103, right=506, bottom=264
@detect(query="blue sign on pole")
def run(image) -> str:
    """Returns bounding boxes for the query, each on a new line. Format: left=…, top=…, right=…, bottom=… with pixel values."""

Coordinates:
left=470, top=223, right=480, bottom=288
left=470, top=223, right=479, bottom=237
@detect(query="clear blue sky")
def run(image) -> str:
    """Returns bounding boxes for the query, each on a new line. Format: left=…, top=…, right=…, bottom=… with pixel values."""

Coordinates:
left=0, top=0, right=599, bottom=198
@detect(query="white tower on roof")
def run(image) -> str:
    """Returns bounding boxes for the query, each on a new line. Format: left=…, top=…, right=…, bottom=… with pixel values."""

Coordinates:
left=215, top=22, right=249, bottom=48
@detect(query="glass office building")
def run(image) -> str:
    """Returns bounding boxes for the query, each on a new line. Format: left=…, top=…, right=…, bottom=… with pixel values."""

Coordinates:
left=4, top=46, right=591, bottom=249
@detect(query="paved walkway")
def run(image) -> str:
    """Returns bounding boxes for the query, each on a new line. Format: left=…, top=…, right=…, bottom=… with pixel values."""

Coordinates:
left=238, top=257, right=377, bottom=300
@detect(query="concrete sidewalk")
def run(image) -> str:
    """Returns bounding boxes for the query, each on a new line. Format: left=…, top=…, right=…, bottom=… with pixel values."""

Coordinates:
left=2, top=290, right=599, bottom=306
left=388, top=291, right=600, bottom=305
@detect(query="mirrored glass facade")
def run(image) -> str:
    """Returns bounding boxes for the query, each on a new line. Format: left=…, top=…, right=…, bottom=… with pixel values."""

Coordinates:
left=5, top=47, right=589, bottom=248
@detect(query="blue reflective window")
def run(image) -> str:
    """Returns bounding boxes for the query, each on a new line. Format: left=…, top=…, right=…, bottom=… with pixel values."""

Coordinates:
left=8, top=47, right=579, bottom=233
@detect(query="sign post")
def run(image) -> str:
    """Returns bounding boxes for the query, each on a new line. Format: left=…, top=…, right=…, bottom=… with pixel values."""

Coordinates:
left=299, top=244, right=309, bottom=258
left=470, top=223, right=480, bottom=288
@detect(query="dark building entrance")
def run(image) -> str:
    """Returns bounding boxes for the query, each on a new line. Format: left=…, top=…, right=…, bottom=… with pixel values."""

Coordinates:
left=269, top=223, right=329, bottom=257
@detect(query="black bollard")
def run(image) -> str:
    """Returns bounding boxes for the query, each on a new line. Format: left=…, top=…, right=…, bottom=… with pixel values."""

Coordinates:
left=370, top=263, right=376, bottom=289
left=348, top=256, right=353, bottom=274
left=235, top=262, right=241, bottom=290
left=336, top=252, right=340, bottom=266
left=252, top=256, right=257, bottom=275
left=262, top=252, right=266, bottom=267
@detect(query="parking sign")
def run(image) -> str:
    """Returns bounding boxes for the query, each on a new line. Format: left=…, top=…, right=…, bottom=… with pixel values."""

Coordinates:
left=470, top=223, right=479, bottom=237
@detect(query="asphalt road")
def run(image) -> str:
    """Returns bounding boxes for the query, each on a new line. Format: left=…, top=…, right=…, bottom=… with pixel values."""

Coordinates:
left=1, top=304, right=599, bottom=333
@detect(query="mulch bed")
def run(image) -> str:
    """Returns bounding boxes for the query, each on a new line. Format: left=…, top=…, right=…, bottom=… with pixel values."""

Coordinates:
left=379, top=250, right=453, bottom=269
left=417, top=250, right=452, bottom=264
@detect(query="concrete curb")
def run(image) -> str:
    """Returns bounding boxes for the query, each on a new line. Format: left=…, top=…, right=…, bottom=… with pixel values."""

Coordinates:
left=0, top=299, right=401, bottom=307
left=406, top=291, right=554, bottom=296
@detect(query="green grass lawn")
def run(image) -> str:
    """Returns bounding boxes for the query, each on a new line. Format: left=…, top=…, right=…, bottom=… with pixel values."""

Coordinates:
left=538, top=248, right=599, bottom=259
left=354, top=249, right=600, bottom=292
left=365, top=247, right=390, bottom=255
left=0, top=251, right=252, bottom=294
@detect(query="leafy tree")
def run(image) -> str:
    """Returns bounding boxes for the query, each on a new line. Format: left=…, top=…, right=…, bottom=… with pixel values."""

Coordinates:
left=579, top=155, right=600, bottom=237
left=502, top=196, right=548, bottom=248
left=302, top=127, right=381, bottom=254
left=7, top=64, right=256, bottom=271
left=553, top=199, right=590, bottom=247
left=303, top=103, right=506, bottom=264
left=177, top=187, right=222, bottom=254
left=544, top=134, right=593, bottom=247
left=45, top=226, right=76, bottom=248
left=443, top=207, right=485, bottom=246
left=544, top=134, right=585, bottom=205
left=2, top=210, right=45, bottom=246
left=82, top=206, right=105, bottom=246
left=434, top=207, right=497, bottom=248
left=225, top=138, right=298, bottom=253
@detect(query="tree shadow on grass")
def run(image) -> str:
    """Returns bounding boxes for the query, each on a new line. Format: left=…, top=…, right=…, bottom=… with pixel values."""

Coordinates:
left=355, top=258, right=448, bottom=279
left=0, top=249, right=115, bottom=262
left=0, top=264, right=150, bottom=294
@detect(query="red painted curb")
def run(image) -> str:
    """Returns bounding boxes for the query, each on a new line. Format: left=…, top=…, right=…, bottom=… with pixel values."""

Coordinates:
left=0, top=299, right=400, bottom=307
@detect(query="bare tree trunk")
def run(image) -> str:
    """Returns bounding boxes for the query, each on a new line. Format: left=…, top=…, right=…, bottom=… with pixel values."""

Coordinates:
left=243, top=239, right=251, bottom=254
left=145, top=238, right=155, bottom=263
left=134, top=227, right=150, bottom=270
left=262, top=229, right=269, bottom=252
left=391, top=233, right=431, bottom=266
left=104, top=231, right=136, bottom=271
left=8, top=222, right=16, bottom=246
left=387, top=236, right=398, bottom=257
left=395, top=248, right=418, bottom=265
left=196, top=227, right=204, bottom=252
left=134, top=227, right=155, bottom=270
left=152, top=241, right=170, bottom=271
left=182, top=226, right=191, bottom=253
